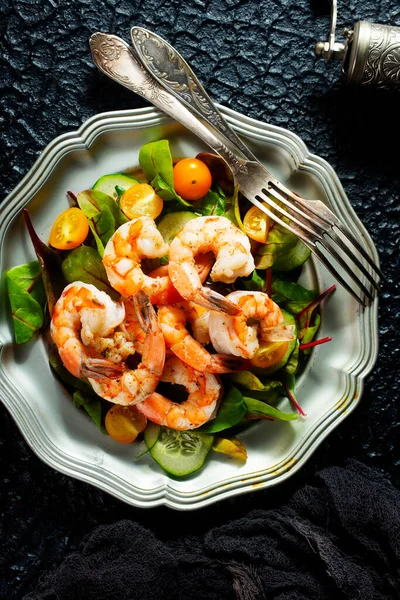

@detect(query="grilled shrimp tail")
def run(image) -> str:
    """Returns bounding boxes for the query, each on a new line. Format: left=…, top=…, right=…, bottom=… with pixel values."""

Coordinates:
left=195, top=288, right=240, bottom=315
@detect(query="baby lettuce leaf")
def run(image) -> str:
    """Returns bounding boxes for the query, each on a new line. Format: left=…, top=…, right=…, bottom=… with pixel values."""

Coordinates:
left=241, top=389, right=281, bottom=404
left=5, top=261, right=45, bottom=344
left=73, top=390, right=107, bottom=434
left=200, top=186, right=226, bottom=216
left=24, top=209, right=66, bottom=317
left=62, top=246, right=119, bottom=300
left=299, top=312, right=321, bottom=348
left=240, top=269, right=266, bottom=292
left=223, top=185, right=244, bottom=231
left=199, top=385, right=246, bottom=433
left=285, top=339, right=300, bottom=374
left=271, top=278, right=317, bottom=314
left=243, top=396, right=298, bottom=421
left=255, top=222, right=310, bottom=271
left=230, top=371, right=282, bottom=392
left=212, top=437, right=247, bottom=462
left=282, top=372, right=306, bottom=416
left=139, top=140, right=191, bottom=207
left=77, top=190, right=128, bottom=256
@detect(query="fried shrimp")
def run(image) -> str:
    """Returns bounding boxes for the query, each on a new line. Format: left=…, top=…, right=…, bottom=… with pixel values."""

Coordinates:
left=158, top=305, right=244, bottom=373
left=209, top=291, right=295, bottom=359
left=136, top=356, right=222, bottom=430
left=168, top=216, right=254, bottom=314
left=102, top=217, right=169, bottom=298
left=83, top=291, right=166, bottom=405
left=50, top=282, right=126, bottom=378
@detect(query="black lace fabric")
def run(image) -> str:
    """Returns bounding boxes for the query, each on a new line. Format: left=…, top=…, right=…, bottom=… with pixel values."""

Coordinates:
left=23, top=462, right=400, bottom=600
left=1, top=0, right=399, bottom=598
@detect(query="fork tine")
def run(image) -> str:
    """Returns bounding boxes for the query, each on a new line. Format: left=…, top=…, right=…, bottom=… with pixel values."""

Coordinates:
left=250, top=194, right=316, bottom=247
left=257, top=189, right=379, bottom=296
left=252, top=190, right=376, bottom=303
left=331, top=220, right=384, bottom=281
left=312, top=246, right=366, bottom=306
left=316, top=237, right=374, bottom=302
left=272, top=184, right=384, bottom=283
left=326, top=228, right=381, bottom=292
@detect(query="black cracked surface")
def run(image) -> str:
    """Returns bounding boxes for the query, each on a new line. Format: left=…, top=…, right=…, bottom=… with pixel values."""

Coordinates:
left=0, top=0, right=399, bottom=597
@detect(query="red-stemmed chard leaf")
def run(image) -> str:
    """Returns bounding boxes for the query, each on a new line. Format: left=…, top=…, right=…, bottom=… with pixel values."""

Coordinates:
left=24, top=209, right=67, bottom=317
left=283, top=383, right=306, bottom=417
left=296, top=284, right=336, bottom=338
left=299, top=337, right=332, bottom=351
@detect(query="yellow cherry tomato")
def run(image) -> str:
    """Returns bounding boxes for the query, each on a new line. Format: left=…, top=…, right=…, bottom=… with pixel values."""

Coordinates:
left=250, top=341, right=289, bottom=370
left=243, top=205, right=270, bottom=243
left=173, top=158, right=212, bottom=200
left=49, top=207, right=89, bottom=250
left=119, top=183, right=164, bottom=220
left=105, top=405, right=147, bottom=444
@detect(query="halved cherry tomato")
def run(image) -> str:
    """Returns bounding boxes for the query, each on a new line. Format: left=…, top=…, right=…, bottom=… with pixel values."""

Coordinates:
left=49, top=207, right=89, bottom=250
left=105, top=405, right=147, bottom=444
left=119, top=183, right=164, bottom=220
left=173, top=158, right=212, bottom=200
left=243, top=205, right=270, bottom=243
left=250, top=341, right=289, bottom=369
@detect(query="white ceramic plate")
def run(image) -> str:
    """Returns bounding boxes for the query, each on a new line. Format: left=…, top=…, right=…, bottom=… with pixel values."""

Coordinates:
left=0, top=106, right=379, bottom=509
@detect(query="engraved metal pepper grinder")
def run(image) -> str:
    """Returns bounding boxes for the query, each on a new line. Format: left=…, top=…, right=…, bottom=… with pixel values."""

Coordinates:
left=315, top=0, right=400, bottom=90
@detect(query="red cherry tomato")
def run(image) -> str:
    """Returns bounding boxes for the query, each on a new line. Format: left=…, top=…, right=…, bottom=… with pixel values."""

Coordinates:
left=173, top=158, right=212, bottom=200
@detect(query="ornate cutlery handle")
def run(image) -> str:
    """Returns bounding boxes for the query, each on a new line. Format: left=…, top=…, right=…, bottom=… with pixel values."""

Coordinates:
left=130, top=26, right=256, bottom=161
left=89, top=33, right=249, bottom=176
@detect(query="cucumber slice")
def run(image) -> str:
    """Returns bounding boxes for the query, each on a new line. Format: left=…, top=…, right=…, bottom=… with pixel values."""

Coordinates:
left=253, top=310, right=297, bottom=376
left=143, top=422, right=161, bottom=451
left=92, top=174, right=140, bottom=199
left=147, top=426, right=214, bottom=477
left=157, top=212, right=196, bottom=244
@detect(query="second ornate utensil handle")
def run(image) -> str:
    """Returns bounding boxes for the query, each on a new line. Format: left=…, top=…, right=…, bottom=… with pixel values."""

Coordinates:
left=89, top=32, right=250, bottom=177
left=130, top=26, right=257, bottom=161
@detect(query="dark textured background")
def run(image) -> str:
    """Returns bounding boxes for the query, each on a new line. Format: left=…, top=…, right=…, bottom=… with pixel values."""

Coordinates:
left=0, top=0, right=399, bottom=597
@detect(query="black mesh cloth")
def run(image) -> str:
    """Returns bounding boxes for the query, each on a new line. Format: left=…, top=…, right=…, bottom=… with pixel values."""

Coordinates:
left=24, top=461, right=400, bottom=600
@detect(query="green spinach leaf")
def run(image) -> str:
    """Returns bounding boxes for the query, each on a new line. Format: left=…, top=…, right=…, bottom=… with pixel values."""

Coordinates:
left=230, top=371, right=282, bottom=392
left=62, top=246, right=119, bottom=300
left=271, top=278, right=317, bottom=314
left=73, top=390, right=107, bottom=433
left=200, top=187, right=226, bottom=216
left=77, top=189, right=128, bottom=255
left=5, top=261, right=45, bottom=344
left=243, top=396, right=298, bottom=421
left=139, top=140, right=191, bottom=207
left=255, top=222, right=310, bottom=271
left=24, top=209, right=67, bottom=317
left=199, top=385, right=246, bottom=433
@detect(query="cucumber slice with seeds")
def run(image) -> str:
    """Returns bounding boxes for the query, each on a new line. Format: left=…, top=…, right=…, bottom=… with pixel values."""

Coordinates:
left=93, top=174, right=140, bottom=200
left=157, top=211, right=196, bottom=244
left=146, top=426, right=214, bottom=476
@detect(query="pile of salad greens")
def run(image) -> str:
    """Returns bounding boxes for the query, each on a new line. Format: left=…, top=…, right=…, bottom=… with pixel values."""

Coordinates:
left=5, top=139, right=335, bottom=477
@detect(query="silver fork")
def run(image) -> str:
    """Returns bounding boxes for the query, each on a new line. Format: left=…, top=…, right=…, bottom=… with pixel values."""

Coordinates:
left=90, top=31, right=382, bottom=305
left=130, top=27, right=383, bottom=305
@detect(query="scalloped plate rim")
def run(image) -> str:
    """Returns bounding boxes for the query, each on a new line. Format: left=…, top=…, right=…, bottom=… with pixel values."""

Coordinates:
left=0, top=106, right=379, bottom=510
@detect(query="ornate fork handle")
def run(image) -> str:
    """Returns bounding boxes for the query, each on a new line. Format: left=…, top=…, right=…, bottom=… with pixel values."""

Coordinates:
left=89, top=33, right=250, bottom=176
left=130, top=26, right=257, bottom=161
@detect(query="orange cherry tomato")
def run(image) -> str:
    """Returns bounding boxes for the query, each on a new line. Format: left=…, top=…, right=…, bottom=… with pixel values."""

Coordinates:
left=49, top=207, right=89, bottom=250
left=105, top=405, right=147, bottom=444
left=243, top=205, right=270, bottom=243
left=119, top=183, right=164, bottom=220
left=173, top=158, right=212, bottom=200
left=250, top=341, right=289, bottom=370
